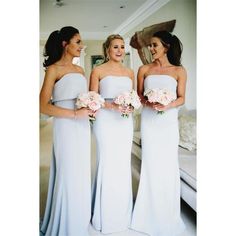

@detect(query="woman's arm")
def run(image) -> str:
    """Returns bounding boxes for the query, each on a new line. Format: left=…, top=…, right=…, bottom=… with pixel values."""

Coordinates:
left=171, top=66, right=187, bottom=107
left=89, top=68, right=99, bottom=93
left=154, top=67, right=187, bottom=111
left=137, top=65, right=146, bottom=103
left=128, top=68, right=135, bottom=89
left=165, top=67, right=187, bottom=109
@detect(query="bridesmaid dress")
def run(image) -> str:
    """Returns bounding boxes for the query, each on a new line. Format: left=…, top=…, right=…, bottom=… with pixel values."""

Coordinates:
left=131, top=75, right=185, bottom=236
left=40, top=73, right=91, bottom=236
left=91, top=76, right=133, bottom=234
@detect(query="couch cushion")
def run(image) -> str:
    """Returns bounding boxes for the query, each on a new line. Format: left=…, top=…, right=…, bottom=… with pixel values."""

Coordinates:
left=178, top=111, right=196, bottom=151
left=178, top=147, right=196, bottom=191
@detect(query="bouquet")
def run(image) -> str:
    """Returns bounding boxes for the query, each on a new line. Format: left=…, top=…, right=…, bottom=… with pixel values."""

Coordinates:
left=114, top=90, right=141, bottom=118
left=76, top=91, right=105, bottom=121
left=144, top=88, right=176, bottom=114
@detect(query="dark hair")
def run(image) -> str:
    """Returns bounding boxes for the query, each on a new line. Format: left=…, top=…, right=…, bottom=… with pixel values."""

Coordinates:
left=103, top=34, right=124, bottom=62
left=43, top=26, right=80, bottom=68
left=152, top=30, right=183, bottom=66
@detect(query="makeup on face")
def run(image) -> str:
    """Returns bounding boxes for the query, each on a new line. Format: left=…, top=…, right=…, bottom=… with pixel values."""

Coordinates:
left=67, top=33, right=83, bottom=57
left=108, top=39, right=125, bottom=62
left=149, top=37, right=167, bottom=60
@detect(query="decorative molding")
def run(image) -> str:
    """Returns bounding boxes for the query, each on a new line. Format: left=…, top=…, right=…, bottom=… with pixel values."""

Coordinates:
left=80, top=31, right=108, bottom=40
left=113, top=0, right=170, bottom=35
left=40, top=0, right=170, bottom=41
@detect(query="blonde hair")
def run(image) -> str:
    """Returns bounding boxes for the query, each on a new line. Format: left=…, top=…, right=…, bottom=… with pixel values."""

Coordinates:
left=103, top=34, right=124, bottom=62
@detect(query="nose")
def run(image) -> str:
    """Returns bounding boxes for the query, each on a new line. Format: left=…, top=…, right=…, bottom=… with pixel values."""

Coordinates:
left=80, top=43, right=84, bottom=50
left=149, top=45, right=154, bottom=52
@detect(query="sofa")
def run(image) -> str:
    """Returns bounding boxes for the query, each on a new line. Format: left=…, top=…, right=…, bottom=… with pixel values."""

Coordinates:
left=131, top=107, right=197, bottom=211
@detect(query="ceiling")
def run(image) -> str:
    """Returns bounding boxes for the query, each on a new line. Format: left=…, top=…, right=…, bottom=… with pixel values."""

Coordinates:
left=40, top=0, right=170, bottom=40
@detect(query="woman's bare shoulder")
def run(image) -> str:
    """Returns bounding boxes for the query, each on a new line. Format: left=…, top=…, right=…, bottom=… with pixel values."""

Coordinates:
left=44, top=65, right=59, bottom=78
left=176, top=65, right=187, bottom=76
left=138, top=63, right=152, bottom=75
left=90, top=65, right=103, bottom=80
left=73, top=64, right=85, bottom=75
left=142, top=63, right=153, bottom=70
left=123, top=66, right=133, bottom=75
left=95, top=62, right=107, bottom=70
left=173, top=65, right=187, bottom=81
left=91, top=63, right=108, bottom=74
left=125, top=68, right=134, bottom=80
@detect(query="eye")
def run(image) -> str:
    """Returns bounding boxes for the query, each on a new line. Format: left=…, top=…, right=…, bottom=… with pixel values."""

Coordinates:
left=76, top=40, right=81, bottom=44
left=121, top=46, right=125, bottom=49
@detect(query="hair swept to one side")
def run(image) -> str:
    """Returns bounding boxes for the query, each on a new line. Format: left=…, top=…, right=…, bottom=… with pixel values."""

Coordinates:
left=152, top=30, right=183, bottom=66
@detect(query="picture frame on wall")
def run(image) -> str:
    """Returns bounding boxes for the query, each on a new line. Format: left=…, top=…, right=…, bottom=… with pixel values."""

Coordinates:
left=91, top=55, right=104, bottom=69
left=123, top=52, right=131, bottom=68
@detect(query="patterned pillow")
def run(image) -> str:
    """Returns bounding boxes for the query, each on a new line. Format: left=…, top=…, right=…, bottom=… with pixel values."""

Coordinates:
left=178, top=113, right=196, bottom=151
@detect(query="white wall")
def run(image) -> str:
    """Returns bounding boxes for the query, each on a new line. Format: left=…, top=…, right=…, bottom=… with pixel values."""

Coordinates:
left=124, top=0, right=196, bottom=110
left=40, top=40, right=46, bottom=90
left=83, top=40, right=104, bottom=81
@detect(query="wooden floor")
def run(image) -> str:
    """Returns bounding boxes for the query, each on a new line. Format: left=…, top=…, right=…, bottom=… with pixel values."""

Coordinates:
left=40, top=119, right=196, bottom=235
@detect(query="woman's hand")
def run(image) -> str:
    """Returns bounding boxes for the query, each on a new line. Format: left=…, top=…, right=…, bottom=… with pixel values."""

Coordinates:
left=105, top=102, right=134, bottom=116
left=105, top=102, right=119, bottom=111
left=75, top=108, right=96, bottom=119
left=111, top=103, right=134, bottom=114
left=151, top=103, right=172, bottom=112
left=88, top=109, right=98, bottom=121
left=119, top=105, right=134, bottom=115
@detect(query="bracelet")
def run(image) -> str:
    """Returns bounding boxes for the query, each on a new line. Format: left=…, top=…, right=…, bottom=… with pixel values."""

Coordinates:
left=74, top=110, right=77, bottom=119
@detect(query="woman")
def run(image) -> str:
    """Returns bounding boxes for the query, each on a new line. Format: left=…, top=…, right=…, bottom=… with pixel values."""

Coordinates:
left=131, top=31, right=187, bottom=236
left=40, top=26, right=94, bottom=236
left=90, top=34, right=134, bottom=234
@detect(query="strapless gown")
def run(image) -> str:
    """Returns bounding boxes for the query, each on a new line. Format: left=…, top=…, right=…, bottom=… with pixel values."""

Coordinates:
left=131, top=75, right=185, bottom=236
left=40, top=73, right=91, bottom=236
left=91, top=76, right=133, bottom=234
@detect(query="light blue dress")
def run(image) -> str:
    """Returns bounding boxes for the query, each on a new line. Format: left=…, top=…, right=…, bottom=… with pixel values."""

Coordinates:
left=92, top=76, right=133, bottom=234
left=131, top=75, right=185, bottom=236
left=40, top=73, right=91, bottom=236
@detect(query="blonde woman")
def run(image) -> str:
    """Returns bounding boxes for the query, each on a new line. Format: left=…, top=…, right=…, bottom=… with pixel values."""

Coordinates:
left=90, top=34, right=134, bottom=234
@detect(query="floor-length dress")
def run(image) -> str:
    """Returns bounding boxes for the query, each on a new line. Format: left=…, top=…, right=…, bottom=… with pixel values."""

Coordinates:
left=131, top=75, right=185, bottom=236
left=40, top=73, right=91, bottom=236
left=91, top=76, right=133, bottom=234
